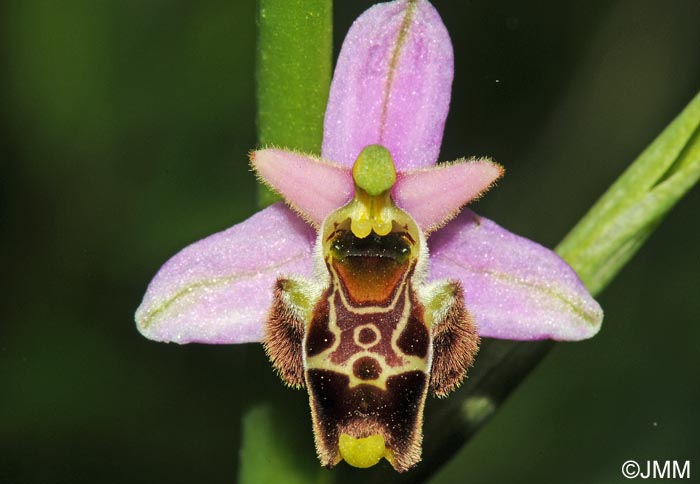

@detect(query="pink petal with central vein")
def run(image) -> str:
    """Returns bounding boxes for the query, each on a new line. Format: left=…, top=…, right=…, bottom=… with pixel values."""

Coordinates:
left=322, top=0, right=453, bottom=170
left=429, top=210, right=603, bottom=341
left=135, top=203, right=315, bottom=344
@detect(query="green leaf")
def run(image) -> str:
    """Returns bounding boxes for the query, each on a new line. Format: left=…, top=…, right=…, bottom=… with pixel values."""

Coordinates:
left=557, top=91, right=700, bottom=294
left=255, top=0, right=332, bottom=207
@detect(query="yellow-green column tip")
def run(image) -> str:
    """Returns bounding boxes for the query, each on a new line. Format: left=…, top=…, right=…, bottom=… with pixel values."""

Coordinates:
left=352, top=145, right=397, bottom=196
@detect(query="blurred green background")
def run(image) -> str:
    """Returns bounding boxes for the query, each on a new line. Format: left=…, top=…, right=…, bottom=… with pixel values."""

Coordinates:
left=2, top=1, right=699, bottom=483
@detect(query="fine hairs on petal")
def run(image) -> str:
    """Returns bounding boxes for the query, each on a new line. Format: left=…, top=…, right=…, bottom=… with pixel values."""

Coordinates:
left=425, top=280, right=480, bottom=398
left=250, top=147, right=354, bottom=226
left=394, top=157, right=505, bottom=233
left=264, top=276, right=317, bottom=389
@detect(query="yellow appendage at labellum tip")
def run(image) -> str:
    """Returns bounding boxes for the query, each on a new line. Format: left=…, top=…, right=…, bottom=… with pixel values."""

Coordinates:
left=338, top=433, right=394, bottom=468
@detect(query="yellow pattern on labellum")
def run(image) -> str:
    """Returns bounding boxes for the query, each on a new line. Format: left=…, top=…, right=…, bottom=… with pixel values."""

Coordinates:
left=263, top=142, right=480, bottom=472
left=338, top=433, right=392, bottom=468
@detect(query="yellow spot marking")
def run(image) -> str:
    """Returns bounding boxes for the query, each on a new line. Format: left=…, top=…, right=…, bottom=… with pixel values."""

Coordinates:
left=338, top=433, right=390, bottom=468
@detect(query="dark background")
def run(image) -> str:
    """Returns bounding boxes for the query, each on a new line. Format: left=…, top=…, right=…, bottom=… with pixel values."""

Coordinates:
left=2, top=1, right=699, bottom=483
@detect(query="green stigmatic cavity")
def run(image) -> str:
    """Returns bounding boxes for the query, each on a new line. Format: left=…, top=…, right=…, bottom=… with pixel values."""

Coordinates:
left=352, top=145, right=397, bottom=196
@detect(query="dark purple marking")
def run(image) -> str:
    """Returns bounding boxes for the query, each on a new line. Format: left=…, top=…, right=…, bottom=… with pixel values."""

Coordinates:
left=396, top=311, right=429, bottom=358
left=352, top=356, right=382, bottom=380
left=358, top=326, right=378, bottom=345
left=306, top=290, right=335, bottom=357
left=307, top=369, right=427, bottom=460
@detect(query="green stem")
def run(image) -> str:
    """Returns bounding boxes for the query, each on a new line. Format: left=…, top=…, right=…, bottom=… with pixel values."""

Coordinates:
left=255, top=0, right=332, bottom=207
left=240, top=2, right=331, bottom=483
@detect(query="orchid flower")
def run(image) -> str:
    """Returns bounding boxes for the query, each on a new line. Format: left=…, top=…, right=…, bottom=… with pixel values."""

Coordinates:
left=135, top=0, right=603, bottom=473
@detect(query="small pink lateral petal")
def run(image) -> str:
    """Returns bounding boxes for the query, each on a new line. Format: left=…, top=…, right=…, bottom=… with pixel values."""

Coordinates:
left=322, top=0, right=453, bottom=170
left=429, top=210, right=603, bottom=341
left=252, top=149, right=354, bottom=226
left=393, top=160, right=503, bottom=232
left=135, top=204, right=316, bottom=344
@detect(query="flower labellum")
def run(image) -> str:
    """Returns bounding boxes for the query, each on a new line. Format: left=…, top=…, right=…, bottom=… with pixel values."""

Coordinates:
left=264, top=145, right=479, bottom=470
left=135, top=0, right=603, bottom=473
